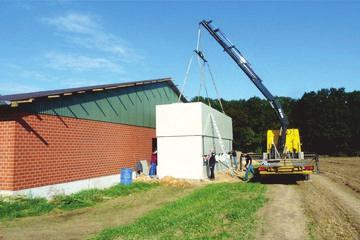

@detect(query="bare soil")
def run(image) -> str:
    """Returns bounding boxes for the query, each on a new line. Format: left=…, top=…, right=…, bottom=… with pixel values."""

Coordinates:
left=318, top=157, right=360, bottom=194
left=256, top=178, right=309, bottom=240
left=256, top=157, right=360, bottom=240
left=300, top=157, right=360, bottom=240
left=0, top=186, right=196, bottom=240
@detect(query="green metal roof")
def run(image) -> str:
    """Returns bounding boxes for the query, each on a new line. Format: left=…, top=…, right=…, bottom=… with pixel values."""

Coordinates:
left=3, top=78, right=185, bottom=128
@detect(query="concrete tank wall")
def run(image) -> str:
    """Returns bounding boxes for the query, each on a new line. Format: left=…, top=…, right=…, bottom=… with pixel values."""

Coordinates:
left=156, top=102, right=233, bottom=179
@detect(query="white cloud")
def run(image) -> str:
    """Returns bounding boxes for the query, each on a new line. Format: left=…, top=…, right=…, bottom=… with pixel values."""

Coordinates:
left=42, top=13, right=100, bottom=34
left=0, top=82, right=44, bottom=95
left=45, top=52, right=123, bottom=72
left=59, top=78, right=112, bottom=88
left=6, top=65, right=50, bottom=82
left=17, top=69, right=48, bottom=81
left=0, top=12, right=141, bottom=92
left=41, top=13, right=142, bottom=62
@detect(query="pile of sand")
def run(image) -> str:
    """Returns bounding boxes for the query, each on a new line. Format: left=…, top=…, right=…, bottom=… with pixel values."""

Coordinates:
left=159, top=176, right=194, bottom=188
left=134, top=175, right=195, bottom=188
left=134, top=174, right=160, bottom=183
left=134, top=171, right=242, bottom=187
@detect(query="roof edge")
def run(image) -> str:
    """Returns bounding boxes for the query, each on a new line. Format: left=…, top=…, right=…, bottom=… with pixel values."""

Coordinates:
left=0, top=77, right=187, bottom=104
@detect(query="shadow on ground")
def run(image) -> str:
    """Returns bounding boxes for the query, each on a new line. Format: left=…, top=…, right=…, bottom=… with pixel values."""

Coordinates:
left=249, top=174, right=304, bottom=185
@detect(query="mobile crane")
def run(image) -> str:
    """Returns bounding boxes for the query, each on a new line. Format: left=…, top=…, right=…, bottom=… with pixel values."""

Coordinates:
left=200, top=20, right=315, bottom=178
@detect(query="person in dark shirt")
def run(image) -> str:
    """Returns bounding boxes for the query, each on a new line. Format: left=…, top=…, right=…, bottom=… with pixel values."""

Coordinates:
left=208, top=151, right=216, bottom=180
left=243, top=154, right=254, bottom=181
left=244, top=154, right=252, bottom=168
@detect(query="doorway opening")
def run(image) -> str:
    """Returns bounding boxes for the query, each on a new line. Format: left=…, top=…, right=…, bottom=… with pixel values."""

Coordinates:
left=152, top=138, right=157, bottom=152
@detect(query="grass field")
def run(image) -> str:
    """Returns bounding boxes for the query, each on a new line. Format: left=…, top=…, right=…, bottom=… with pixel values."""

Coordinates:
left=0, top=182, right=157, bottom=220
left=93, top=182, right=266, bottom=240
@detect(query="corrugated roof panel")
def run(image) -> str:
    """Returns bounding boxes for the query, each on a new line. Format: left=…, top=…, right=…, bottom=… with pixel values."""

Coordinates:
left=14, top=82, right=181, bottom=128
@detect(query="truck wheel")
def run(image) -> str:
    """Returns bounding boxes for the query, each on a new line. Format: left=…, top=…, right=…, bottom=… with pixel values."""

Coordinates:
left=304, top=174, right=310, bottom=181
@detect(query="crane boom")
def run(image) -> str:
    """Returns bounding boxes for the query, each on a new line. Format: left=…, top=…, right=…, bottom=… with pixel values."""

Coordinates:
left=200, top=20, right=288, bottom=154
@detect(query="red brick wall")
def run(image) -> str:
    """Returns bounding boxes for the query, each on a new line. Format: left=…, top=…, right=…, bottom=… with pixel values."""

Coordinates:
left=0, top=112, right=155, bottom=191
left=0, top=120, right=16, bottom=190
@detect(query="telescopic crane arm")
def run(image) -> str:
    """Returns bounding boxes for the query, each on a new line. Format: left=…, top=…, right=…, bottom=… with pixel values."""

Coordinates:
left=200, top=20, right=289, bottom=154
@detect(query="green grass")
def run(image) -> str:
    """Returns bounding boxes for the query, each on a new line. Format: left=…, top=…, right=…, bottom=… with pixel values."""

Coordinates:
left=305, top=211, right=317, bottom=240
left=51, top=188, right=105, bottom=211
left=0, top=197, right=54, bottom=219
left=0, top=182, right=157, bottom=220
left=93, top=183, right=266, bottom=240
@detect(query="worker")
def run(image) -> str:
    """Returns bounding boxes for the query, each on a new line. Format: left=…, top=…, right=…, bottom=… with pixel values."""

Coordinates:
left=149, top=150, right=157, bottom=176
left=314, top=154, right=320, bottom=173
left=243, top=153, right=254, bottom=181
left=208, top=150, right=216, bottom=180
left=136, top=161, right=143, bottom=176
left=203, top=154, right=210, bottom=178
left=239, top=151, right=243, bottom=170
left=230, top=150, right=238, bottom=170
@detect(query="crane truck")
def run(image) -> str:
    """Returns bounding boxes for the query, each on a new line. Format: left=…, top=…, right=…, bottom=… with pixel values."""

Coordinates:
left=199, top=20, right=316, bottom=179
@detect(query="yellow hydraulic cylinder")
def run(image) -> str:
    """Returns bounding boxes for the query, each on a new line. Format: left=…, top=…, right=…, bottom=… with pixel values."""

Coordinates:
left=267, top=128, right=301, bottom=153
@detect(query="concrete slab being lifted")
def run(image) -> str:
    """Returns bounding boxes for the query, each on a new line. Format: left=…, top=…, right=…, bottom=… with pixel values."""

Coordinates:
left=156, top=102, right=233, bottom=179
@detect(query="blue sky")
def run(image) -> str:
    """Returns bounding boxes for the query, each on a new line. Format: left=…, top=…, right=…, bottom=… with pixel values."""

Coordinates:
left=0, top=1, right=359, bottom=100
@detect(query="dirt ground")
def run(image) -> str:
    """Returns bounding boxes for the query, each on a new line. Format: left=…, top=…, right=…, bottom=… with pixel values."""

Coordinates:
left=1, top=158, right=358, bottom=240
left=0, top=186, right=196, bottom=240
left=318, top=157, right=360, bottom=194
left=256, top=183, right=308, bottom=240
left=256, top=157, right=360, bottom=240
left=300, top=157, right=360, bottom=240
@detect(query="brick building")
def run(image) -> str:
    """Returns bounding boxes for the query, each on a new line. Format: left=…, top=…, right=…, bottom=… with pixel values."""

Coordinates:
left=0, top=78, right=184, bottom=198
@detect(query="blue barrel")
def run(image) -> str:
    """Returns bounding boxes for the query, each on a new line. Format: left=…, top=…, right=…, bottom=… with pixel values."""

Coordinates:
left=120, top=168, right=133, bottom=185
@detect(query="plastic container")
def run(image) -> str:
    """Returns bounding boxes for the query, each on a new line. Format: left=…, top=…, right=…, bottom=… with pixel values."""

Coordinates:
left=120, top=168, right=133, bottom=185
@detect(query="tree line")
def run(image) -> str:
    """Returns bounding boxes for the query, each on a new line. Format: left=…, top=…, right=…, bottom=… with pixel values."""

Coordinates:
left=192, top=88, right=360, bottom=156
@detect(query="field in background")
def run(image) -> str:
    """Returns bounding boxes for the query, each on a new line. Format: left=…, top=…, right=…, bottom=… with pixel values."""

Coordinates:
left=319, top=157, right=360, bottom=193
left=301, top=157, right=360, bottom=239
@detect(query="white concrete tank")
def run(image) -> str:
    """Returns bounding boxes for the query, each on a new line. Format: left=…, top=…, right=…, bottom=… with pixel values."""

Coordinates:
left=156, top=102, right=233, bottom=179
